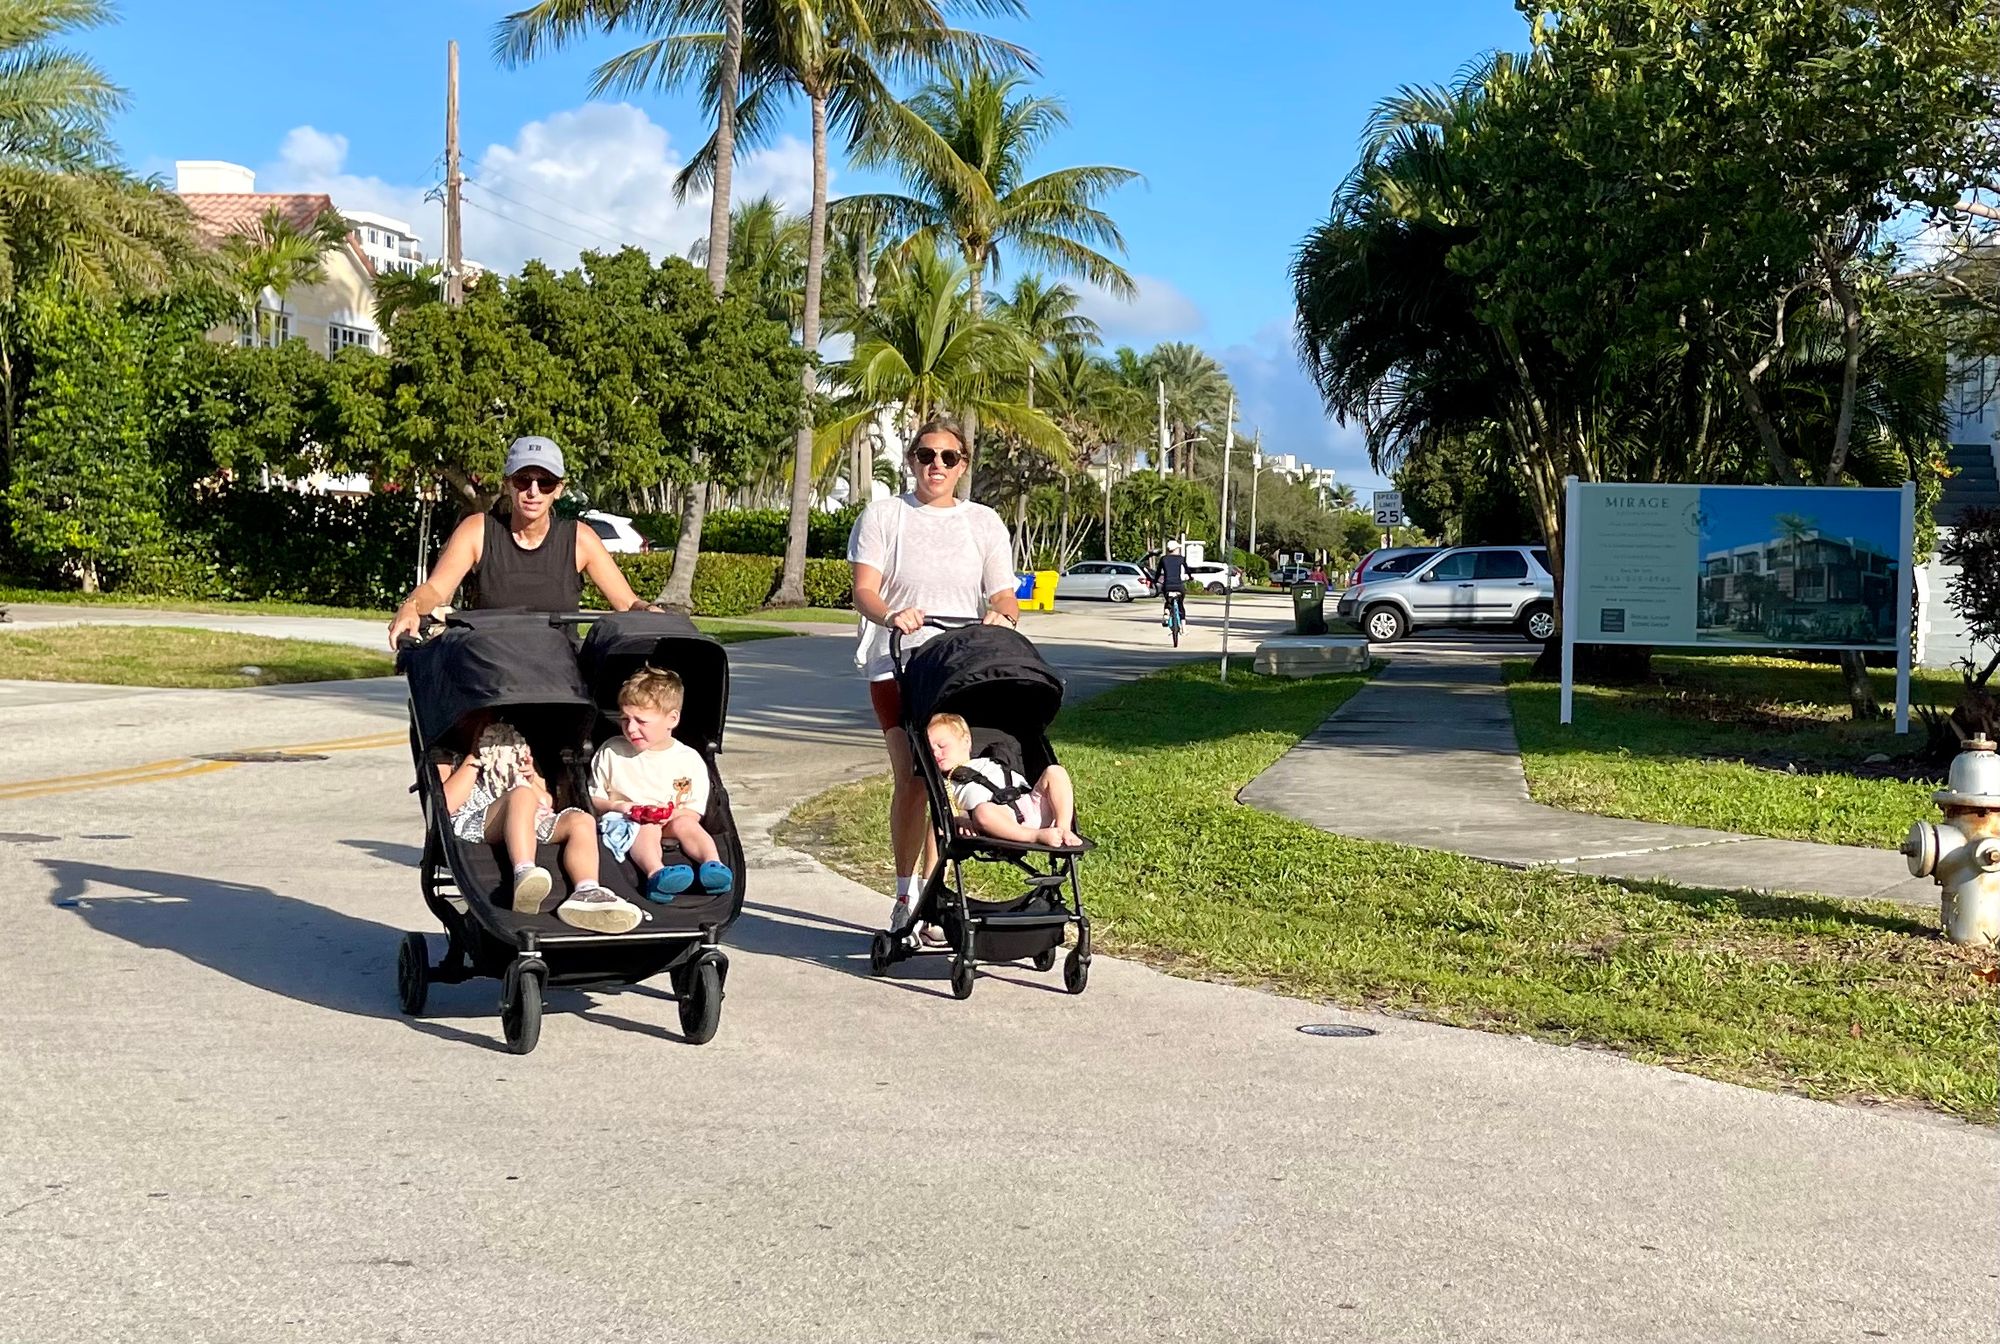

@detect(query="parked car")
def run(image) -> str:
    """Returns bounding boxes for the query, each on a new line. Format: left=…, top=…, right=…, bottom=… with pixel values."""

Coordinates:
left=1272, top=565, right=1315, bottom=587
left=1344, top=546, right=1439, bottom=591
left=1186, top=560, right=1246, bottom=593
left=1335, top=544, right=1554, bottom=642
left=581, top=510, right=650, bottom=554
left=1056, top=560, right=1156, bottom=603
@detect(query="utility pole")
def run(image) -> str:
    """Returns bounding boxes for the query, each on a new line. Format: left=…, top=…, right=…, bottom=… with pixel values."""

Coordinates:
left=443, top=40, right=464, bottom=305
left=1248, top=431, right=1261, bottom=561
left=1219, top=395, right=1235, bottom=683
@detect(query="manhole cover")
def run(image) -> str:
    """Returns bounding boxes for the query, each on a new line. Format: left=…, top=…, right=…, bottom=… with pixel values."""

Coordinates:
left=195, top=752, right=328, bottom=764
left=1297, top=1023, right=1378, bottom=1039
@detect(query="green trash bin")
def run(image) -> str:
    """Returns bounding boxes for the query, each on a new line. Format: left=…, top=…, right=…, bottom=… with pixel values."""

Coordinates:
left=1291, top=581, right=1328, bottom=636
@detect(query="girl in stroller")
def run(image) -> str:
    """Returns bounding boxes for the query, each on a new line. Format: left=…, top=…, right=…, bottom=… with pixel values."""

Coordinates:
left=436, top=712, right=642, bottom=934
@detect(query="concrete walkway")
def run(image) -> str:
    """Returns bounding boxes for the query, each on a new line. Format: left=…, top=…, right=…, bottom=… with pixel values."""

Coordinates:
left=1242, top=641, right=1936, bottom=907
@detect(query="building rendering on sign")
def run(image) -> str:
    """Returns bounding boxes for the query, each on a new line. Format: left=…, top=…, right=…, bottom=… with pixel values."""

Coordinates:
left=1698, top=526, right=1900, bottom=644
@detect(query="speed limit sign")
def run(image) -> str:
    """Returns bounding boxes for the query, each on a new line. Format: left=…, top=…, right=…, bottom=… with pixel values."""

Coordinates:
left=1372, top=490, right=1405, bottom=527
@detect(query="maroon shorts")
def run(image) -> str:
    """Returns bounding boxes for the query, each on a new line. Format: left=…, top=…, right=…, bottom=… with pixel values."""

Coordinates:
left=868, top=678, right=903, bottom=731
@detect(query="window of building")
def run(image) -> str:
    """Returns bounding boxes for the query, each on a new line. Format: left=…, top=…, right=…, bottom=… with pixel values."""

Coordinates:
left=329, top=323, right=373, bottom=356
left=244, top=311, right=291, bottom=348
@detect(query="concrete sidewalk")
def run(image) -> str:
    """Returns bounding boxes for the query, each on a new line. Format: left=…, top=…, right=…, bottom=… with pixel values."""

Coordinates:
left=1242, top=644, right=1936, bottom=907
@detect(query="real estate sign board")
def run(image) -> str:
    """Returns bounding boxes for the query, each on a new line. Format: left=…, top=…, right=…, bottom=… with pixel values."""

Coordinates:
left=1560, top=480, right=1914, bottom=731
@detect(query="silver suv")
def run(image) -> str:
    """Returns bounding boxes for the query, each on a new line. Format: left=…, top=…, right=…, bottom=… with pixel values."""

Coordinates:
left=1337, top=544, right=1555, bottom=643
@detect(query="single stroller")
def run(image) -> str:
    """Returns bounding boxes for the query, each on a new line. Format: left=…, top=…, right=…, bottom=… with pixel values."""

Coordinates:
left=869, top=620, right=1093, bottom=999
left=396, top=609, right=744, bottom=1053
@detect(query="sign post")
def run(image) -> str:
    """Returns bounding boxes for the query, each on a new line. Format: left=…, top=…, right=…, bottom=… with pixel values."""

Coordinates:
left=1561, top=480, right=1913, bottom=731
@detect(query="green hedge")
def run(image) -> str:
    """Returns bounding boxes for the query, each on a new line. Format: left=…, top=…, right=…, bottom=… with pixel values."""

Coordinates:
left=629, top=504, right=861, bottom=560
left=1230, top=548, right=1271, bottom=585
left=588, top=551, right=853, bottom=616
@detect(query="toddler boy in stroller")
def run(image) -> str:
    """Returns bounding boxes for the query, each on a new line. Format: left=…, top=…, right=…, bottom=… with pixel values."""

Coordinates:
left=590, top=666, right=735, bottom=902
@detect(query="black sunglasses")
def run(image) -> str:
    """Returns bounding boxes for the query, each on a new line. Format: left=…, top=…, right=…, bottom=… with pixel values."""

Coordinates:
left=509, top=471, right=562, bottom=494
left=912, top=447, right=965, bottom=468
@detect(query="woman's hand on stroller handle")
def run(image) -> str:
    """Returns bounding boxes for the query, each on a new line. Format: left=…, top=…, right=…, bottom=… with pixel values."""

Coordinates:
left=888, top=606, right=927, bottom=635
left=887, top=615, right=976, bottom=668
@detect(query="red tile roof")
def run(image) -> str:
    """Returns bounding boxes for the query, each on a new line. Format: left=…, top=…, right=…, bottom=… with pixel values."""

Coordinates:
left=178, top=192, right=374, bottom=276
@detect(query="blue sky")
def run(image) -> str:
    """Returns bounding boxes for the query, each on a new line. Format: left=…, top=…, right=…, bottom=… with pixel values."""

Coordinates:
left=1699, top=488, right=1906, bottom=560
left=82, top=0, right=1528, bottom=491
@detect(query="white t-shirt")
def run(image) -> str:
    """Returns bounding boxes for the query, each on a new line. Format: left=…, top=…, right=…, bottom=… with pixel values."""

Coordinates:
left=588, top=737, right=711, bottom=816
left=948, top=757, right=1032, bottom=818
left=847, top=493, right=1017, bottom=680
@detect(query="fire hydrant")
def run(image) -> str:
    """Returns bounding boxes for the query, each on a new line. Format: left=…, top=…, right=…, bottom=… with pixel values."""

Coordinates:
left=1903, top=735, right=2000, bottom=946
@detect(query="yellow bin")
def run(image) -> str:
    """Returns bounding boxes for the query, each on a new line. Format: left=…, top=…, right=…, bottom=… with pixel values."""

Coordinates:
left=1016, top=570, right=1059, bottom=612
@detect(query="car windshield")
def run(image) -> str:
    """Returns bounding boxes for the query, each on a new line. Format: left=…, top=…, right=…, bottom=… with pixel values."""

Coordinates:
left=586, top=520, right=617, bottom=540
left=1374, top=551, right=1435, bottom=575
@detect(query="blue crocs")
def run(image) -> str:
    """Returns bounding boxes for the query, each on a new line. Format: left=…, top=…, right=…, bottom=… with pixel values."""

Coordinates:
left=646, top=864, right=694, bottom=903
left=697, top=860, right=734, bottom=893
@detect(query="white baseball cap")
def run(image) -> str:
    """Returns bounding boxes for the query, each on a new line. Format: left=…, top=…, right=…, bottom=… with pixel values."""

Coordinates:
left=502, top=435, right=566, bottom=479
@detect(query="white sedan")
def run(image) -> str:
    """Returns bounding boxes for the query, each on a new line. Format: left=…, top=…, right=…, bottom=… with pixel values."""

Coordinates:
left=1186, top=560, right=1245, bottom=592
left=1055, top=560, right=1156, bottom=603
left=581, top=510, right=651, bottom=554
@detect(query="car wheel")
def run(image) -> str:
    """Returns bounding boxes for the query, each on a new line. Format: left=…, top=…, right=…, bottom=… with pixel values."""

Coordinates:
left=1206, top=580, right=1227, bottom=594
left=1364, top=605, right=1406, bottom=643
left=1108, top=584, right=1130, bottom=603
left=1521, top=603, right=1557, bottom=642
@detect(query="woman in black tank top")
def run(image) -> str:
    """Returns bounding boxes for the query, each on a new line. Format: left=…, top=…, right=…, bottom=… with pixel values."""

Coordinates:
left=387, top=435, right=661, bottom=647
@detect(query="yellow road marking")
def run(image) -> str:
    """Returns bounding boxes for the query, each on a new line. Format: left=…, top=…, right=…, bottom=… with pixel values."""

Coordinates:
left=0, top=729, right=407, bottom=802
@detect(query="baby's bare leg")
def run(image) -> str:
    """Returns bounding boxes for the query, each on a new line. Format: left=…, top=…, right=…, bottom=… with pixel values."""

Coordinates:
left=666, top=811, right=719, bottom=866
left=489, top=786, right=542, bottom=868
left=1036, top=765, right=1079, bottom=842
left=554, top=810, right=600, bottom=888
left=630, top=821, right=666, bottom=877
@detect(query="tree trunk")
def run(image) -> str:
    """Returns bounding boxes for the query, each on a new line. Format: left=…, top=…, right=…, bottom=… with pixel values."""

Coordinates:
left=704, top=0, right=742, bottom=299
left=660, top=478, right=709, bottom=611
left=773, top=92, right=828, bottom=608
left=958, top=253, right=982, bottom=501
left=1102, top=451, right=1115, bottom=561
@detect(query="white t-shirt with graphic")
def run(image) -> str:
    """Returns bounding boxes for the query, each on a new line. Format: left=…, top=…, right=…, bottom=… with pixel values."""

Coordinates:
left=588, top=737, right=711, bottom=816
left=847, top=493, right=1017, bottom=681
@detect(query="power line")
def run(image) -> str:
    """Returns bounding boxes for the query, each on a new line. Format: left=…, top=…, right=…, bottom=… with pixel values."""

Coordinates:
left=460, top=193, right=620, bottom=255
left=476, top=163, right=690, bottom=251
left=466, top=173, right=682, bottom=254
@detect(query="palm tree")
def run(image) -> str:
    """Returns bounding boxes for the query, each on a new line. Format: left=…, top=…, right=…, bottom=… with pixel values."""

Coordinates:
left=665, top=0, right=1031, bottom=605
left=818, top=243, right=1066, bottom=480
left=1331, top=482, right=1359, bottom=511
left=1147, top=341, right=1231, bottom=477
left=221, top=204, right=350, bottom=347
left=372, top=260, right=445, bottom=330
left=497, top=0, right=749, bottom=610
left=0, top=0, right=208, bottom=492
left=993, top=272, right=1098, bottom=404
left=692, top=193, right=809, bottom=328
left=842, top=69, right=1138, bottom=315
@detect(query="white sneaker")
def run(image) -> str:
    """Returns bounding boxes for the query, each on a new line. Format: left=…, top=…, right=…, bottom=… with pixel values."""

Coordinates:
left=557, top=884, right=643, bottom=934
left=511, top=864, right=552, bottom=914
left=886, top=894, right=916, bottom=934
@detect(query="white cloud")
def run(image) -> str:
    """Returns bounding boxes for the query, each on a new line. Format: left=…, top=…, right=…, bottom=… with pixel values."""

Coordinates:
left=1217, top=317, right=1386, bottom=493
left=1075, top=272, right=1204, bottom=343
left=260, top=105, right=818, bottom=275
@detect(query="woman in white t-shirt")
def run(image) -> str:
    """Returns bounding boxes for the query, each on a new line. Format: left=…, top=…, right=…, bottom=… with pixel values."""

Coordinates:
left=847, top=416, right=1022, bottom=936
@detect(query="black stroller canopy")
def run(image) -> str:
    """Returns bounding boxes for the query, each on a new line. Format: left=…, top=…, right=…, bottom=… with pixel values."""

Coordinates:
left=900, top=624, right=1065, bottom=737
left=401, top=610, right=596, bottom=752
left=578, top=610, right=731, bottom=753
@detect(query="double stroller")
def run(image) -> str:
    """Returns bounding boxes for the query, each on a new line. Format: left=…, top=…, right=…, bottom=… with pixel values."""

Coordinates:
left=869, top=620, right=1093, bottom=999
left=395, top=609, right=744, bottom=1054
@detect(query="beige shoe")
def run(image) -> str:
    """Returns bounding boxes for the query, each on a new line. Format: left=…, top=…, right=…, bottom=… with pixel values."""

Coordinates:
left=556, top=885, right=643, bottom=934
left=511, top=865, right=553, bottom=914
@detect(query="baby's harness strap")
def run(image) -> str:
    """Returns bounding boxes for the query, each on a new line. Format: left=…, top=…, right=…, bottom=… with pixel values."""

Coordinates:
left=950, top=764, right=1032, bottom=823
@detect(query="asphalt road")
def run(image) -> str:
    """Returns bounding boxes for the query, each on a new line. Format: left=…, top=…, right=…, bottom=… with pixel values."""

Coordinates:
left=1, top=597, right=1992, bottom=1344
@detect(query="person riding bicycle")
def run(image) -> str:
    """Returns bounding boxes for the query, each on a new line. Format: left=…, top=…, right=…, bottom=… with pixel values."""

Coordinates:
left=1153, top=540, right=1190, bottom=629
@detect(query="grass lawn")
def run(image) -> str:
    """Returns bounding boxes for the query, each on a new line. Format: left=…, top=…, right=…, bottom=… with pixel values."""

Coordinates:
left=781, top=658, right=1997, bottom=1120
left=0, top=583, right=393, bottom=621
left=692, top=621, right=796, bottom=644
left=739, top=606, right=856, bottom=624
left=1507, top=655, right=1958, bottom=849
left=0, top=625, right=395, bottom=688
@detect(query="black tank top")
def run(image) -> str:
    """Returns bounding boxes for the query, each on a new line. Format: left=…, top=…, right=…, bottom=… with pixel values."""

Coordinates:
left=471, top=513, right=583, bottom=611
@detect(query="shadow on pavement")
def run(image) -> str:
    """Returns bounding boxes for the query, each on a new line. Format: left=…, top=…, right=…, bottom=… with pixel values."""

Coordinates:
left=340, top=838, right=424, bottom=867
left=41, top=859, right=504, bottom=1051
left=733, top=898, right=952, bottom=999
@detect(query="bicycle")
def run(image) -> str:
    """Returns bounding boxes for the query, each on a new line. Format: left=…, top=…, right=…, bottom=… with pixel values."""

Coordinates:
left=1160, top=588, right=1186, bottom=647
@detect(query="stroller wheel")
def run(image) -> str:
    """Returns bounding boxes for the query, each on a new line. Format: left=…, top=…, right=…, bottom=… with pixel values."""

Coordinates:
left=679, top=957, right=723, bottom=1045
left=950, top=954, right=976, bottom=1001
left=869, top=931, right=894, bottom=976
left=396, top=932, right=430, bottom=1016
left=501, top=963, right=544, bottom=1055
left=1063, top=948, right=1089, bottom=995
left=1032, top=947, right=1059, bottom=973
